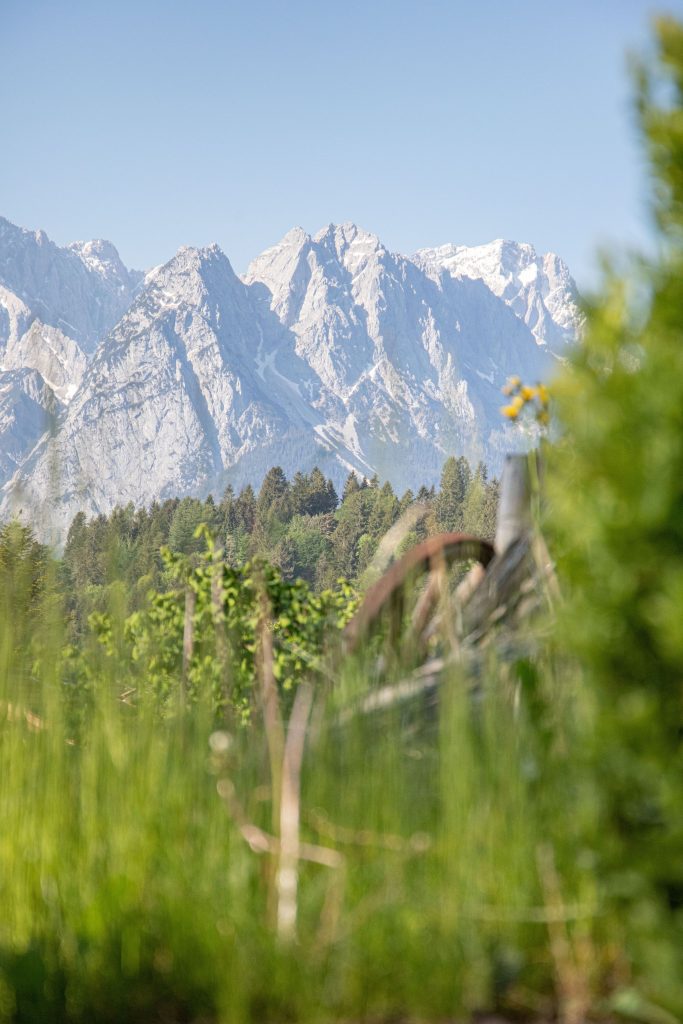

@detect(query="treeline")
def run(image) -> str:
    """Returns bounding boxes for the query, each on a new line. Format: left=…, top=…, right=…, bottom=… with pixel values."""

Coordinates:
left=62, top=456, right=498, bottom=603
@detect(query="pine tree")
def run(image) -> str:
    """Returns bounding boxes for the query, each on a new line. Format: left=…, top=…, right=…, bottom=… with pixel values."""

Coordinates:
left=273, top=535, right=296, bottom=581
left=435, top=456, right=471, bottom=532
left=218, top=485, right=237, bottom=537
left=256, top=467, right=290, bottom=520
left=479, top=477, right=499, bottom=541
left=461, top=462, right=488, bottom=536
left=0, top=522, right=51, bottom=658
left=342, top=472, right=361, bottom=500
left=168, top=498, right=207, bottom=555
left=289, top=472, right=310, bottom=516
left=367, top=481, right=399, bottom=542
left=64, top=511, right=88, bottom=590
left=326, top=488, right=369, bottom=581
left=234, top=485, right=256, bottom=533
left=399, top=489, right=415, bottom=514
left=307, top=467, right=337, bottom=515
left=290, top=468, right=338, bottom=517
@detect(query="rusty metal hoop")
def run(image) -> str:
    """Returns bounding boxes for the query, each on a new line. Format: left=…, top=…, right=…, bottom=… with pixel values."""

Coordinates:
left=343, top=532, right=495, bottom=653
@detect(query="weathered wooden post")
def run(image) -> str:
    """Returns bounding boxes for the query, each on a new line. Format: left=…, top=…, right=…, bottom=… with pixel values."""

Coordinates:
left=494, top=454, right=533, bottom=555
left=459, top=453, right=544, bottom=642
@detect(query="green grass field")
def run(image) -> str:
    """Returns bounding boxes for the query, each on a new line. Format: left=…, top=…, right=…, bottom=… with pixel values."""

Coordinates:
left=0, top=599, right=602, bottom=1024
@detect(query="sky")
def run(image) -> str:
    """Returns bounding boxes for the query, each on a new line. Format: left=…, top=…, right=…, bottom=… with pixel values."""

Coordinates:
left=1, top=0, right=680, bottom=290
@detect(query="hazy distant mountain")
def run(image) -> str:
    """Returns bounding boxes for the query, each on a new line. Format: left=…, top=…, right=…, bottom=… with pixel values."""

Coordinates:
left=0, top=217, right=580, bottom=541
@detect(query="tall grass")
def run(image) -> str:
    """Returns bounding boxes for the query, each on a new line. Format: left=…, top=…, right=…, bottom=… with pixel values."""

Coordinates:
left=0, top=555, right=621, bottom=1024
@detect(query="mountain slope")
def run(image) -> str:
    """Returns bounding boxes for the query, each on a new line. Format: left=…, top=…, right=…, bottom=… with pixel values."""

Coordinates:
left=245, top=223, right=557, bottom=482
left=0, top=369, right=59, bottom=487
left=0, top=219, right=581, bottom=540
left=4, top=244, right=320, bottom=538
left=414, top=238, right=581, bottom=350
left=0, top=217, right=141, bottom=401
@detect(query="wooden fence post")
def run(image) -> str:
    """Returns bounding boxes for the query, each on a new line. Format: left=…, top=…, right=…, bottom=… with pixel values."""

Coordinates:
left=494, top=454, right=533, bottom=555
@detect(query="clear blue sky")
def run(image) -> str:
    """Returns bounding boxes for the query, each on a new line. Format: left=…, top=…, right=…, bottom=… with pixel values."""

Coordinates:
left=2, top=0, right=680, bottom=288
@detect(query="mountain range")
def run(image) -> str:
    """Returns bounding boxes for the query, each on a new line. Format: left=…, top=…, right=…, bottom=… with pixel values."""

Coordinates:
left=0, top=215, right=581, bottom=541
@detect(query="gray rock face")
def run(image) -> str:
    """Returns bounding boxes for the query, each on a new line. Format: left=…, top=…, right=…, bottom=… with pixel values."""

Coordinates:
left=0, top=219, right=140, bottom=351
left=0, top=217, right=581, bottom=541
left=0, top=217, right=140, bottom=402
left=6, top=244, right=313, bottom=540
left=413, top=238, right=582, bottom=351
left=0, top=305, right=87, bottom=404
left=0, top=217, right=143, bottom=507
left=0, top=368, right=60, bottom=487
left=244, top=223, right=561, bottom=488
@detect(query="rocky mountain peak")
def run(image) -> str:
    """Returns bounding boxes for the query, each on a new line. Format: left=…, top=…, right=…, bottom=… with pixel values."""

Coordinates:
left=0, top=216, right=141, bottom=353
left=139, top=243, right=240, bottom=312
left=0, top=215, right=582, bottom=541
left=67, top=237, right=137, bottom=297
left=313, top=222, right=384, bottom=266
left=414, top=237, right=581, bottom=350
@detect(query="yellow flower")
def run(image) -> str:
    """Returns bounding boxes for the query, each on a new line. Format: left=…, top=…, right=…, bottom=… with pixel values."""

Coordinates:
left=502, top=375, right=521, bottom=396
left=501, top=374, right=551, bottom=425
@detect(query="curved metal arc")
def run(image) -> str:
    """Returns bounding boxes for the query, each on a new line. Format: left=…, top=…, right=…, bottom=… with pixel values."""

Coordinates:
left=343, top=532, right=495, bottom=652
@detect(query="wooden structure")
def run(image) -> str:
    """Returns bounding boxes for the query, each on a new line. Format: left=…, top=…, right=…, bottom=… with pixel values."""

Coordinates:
left=343, top=453, right=555, bottom=666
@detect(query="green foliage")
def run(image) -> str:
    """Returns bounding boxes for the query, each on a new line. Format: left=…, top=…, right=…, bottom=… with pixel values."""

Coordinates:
left=548, top=17, right=683, bottom=1012
left=0, top=521, right=50, bottom=614
left=285, top=513, right=333, bottom=583
left=254, top=466, right=290, bottom=537
left=342, top=470, right=363, bottom=499
left=0, top=522, right=54, bottom=684
left=60, top=458, right=498, bottom=621
left=115, top=529, right=358, bottom=719
left=290, top=467, right=338, bottom=517
left=435, top=455, right=471, bottom=532
left=462, top=462, right=498, bottom=537
left=0, top=506, right=598, bottom=1024
left=167, top=497, right=209, bottom=555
